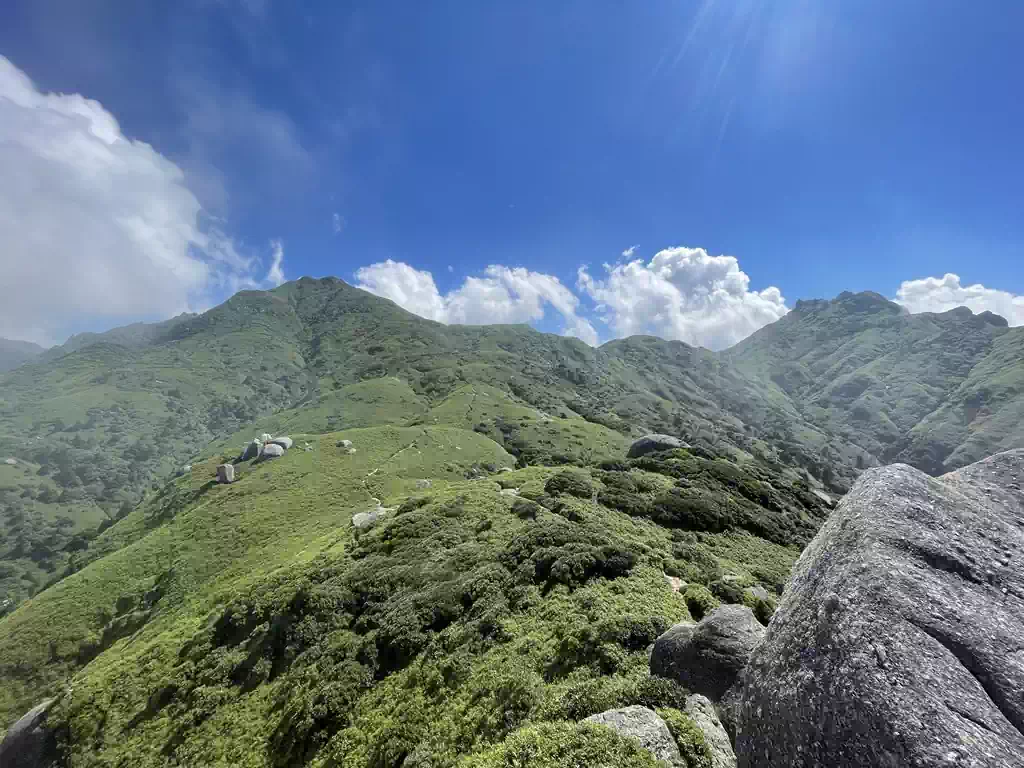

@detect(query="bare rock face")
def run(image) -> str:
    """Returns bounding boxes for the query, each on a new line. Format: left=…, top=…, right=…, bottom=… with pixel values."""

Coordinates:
left=240, top=439, right=262, bottom=461
left=627, top=434, right=688, bottom=459
left=0, top=699, right=55, bottom=768
left=216, top=463, right=234, bottom=484
left=651, top=605, right=764, bottom=701
left=685, top=694, right=736, bottom=768
left=270, top=436, right=293, bottom=450
left=735, top=450, right=1024, bottom=767
left=584, top=705, right=682, bottom=765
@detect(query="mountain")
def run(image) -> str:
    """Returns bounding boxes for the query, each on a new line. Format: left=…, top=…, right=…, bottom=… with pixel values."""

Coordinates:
left=0, top=278, right=848, bottom=605
left=1, top=279, right=1022, bottom=765
left=727, top=290, right=1024, bottom=474
left=0, top=337, right=43, bottom=373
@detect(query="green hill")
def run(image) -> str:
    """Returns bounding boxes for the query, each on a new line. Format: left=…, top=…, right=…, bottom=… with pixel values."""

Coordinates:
left=0, top=337, right=43, bottom=373
left=2, top=278, right=1023, bottom=765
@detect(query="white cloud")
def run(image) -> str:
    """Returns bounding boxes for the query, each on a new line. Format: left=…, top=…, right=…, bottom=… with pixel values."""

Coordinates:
left=0, top=55, right=283, bottom=345
left=895, top=273, right=1024, bottom=325
left=332, top=212, right=344, bottom=234
left=577, top=246, right=788, bottom=350
left=266, top=240, right=286, bottom=286
left=354, top=260, right=599, bottom=346
left=622, top=244, right=639, bottom=258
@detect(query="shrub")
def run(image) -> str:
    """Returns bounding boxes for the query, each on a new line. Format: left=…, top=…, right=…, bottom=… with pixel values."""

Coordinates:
left=708, top=579, right=745, bottom=605
left=597, top=489, right=650, bottom=517
left=510, top=498, right=540, bottom=520
left=682, top=584, right=719, bottom=621
left=752, top=596, right=777, bottom=626
left=544, top=469, right=595, bottom=499
left=652, top=489, right=732, bottom=532
left=656, top=708, right=713, bottom=768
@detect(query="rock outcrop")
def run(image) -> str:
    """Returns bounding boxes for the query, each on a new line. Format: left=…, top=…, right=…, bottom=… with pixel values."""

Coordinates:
left=270, top=436, right=293, bottom=449
left=685, top=694, right=736, bottom=768
left=216, top=464, right=234, bottom=484
left=627, top=434, right=688, bottom=459
left=735, top=450, right=1024, bottom=768
left=584, top=706, right=682, bottom=765
left=651, top=604, right=764, bottom=701
left=3, top=457, right=16, bottom=466
left=0, top=699, right=55, bottom=768
left=336, top=439, right=353, bottom=449
left=241, top=439, right=262, bottom=461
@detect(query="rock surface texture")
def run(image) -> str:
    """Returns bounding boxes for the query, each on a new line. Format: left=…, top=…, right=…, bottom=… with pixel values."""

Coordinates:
left=260, top=443, right=285, bottom=460
left=627, top=434, right=688, bottom=459
left=241, top=439, right=261, bottom=461
left=216, top=464, right=234, bottom=484
left=685, top=694, right=737, bottom=768
left=584, top=705, right=682, bottom=765
left=0, top=699, right=55, bottom=768
left=735, top=450, right=1024, bottom=767
left=270, top=436, right=293, bottom=449
left=651, top=604, right=764, bottom=701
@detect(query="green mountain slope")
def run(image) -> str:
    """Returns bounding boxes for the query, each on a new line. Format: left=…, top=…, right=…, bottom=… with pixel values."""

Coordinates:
left=0, top=430, right=828, bottom=764
left=0, top=278, right=842, bottom=605
left=727, top=290, right=1024, bottom=475
left=0, top=337, right=43, bottom=373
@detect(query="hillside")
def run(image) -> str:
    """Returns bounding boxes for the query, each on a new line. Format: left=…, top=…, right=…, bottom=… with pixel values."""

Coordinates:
left=1, top=278, right=1023, bottom=766
left=0, top=278, right=848, bottom=605
left=727, top=290, right=1024, bottom=474
left=4, top=280, right=1024, bottom=609
left=0, top=337, right=43, bottom=373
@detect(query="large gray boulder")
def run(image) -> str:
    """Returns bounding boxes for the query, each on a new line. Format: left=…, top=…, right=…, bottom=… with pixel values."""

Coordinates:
left=216, top=464, right=234, bottom=484
left=627, top=434, right=688, bottom=459
left=270, top=436, right=293, bottom=450
left=685, top=694, right=736, bottom=768
left=584, top=705, right=682, bottom=765
left=735, top=450, right=1024, bottom=768
left=0, top=699, right=55, bottom=768
left=651, top=604, right=764, bottom=701
left=260, top=443, right=285, bottom=460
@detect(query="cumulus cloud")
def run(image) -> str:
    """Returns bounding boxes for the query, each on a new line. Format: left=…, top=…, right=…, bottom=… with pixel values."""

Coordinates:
left=0, top=55, right=283, bottom=345
left=895, top=273, right=1024, bottom=325
left=354, top=260, right=599, bottom=345
left=577, top=246, right=788, bottom=350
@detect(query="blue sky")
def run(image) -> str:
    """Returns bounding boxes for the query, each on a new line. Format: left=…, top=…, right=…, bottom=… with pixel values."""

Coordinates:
left=1, top=0, right=1022, bottom=347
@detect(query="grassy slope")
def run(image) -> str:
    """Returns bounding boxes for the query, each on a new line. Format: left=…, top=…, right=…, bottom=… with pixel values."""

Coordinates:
left=0, top=425, right=514, bottom=730
left=0, top=440, right=827, bottom=766
left=0, top=337, right=43, bottom=373
left=728, top=291, right=1022, bottom=475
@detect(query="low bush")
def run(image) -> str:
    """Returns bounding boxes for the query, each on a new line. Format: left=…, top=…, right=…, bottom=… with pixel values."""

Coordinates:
left=544, top=469, right=596, bottom=499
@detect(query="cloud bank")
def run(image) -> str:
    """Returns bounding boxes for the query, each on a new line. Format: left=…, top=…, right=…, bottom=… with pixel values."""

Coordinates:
left=355, top=260, right=599, bottom=345
left=578, top=246, right=789, bottom=349
left=896, top=273, right=1024, bottom=325
left=0, top=55, right=283, bottom=345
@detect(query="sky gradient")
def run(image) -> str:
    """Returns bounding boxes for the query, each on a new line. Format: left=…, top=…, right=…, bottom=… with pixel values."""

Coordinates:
left=1, top=0, right=1022, bottom=347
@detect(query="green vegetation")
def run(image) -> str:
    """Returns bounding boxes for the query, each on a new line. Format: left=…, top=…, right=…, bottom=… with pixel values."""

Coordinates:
left=0, top=428, right=824, bottom=765
left=2, top=278, right=1021, bottom=764
left=0, top=336, right=43, bottom=373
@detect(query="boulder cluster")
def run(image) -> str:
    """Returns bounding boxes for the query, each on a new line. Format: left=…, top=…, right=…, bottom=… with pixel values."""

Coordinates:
left=216, top=434, right=295, bottom=484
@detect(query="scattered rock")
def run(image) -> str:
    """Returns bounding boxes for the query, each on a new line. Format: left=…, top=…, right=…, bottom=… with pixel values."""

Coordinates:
left=584, top=705, right=682, bottom=765
left=735, top=450, right=1024, bottom=768
left=260, top=443, right=285, bottom=460
left=664, top=574, right=687, bottom=593
left=216, top=464, right=234, bottom=484
left=684, top=695, right=736, bottom=768
left=336, top=439, right=353, bottom=449
left=499, top=487, right=519, bottom=497
left=498, top=467, right=515, bottom=474
left=747, top=585, right=770, bottom=602
left=241, top=439, right=262, bottom=461
left=351, top=510, right=380, bottom=530
left=0, top=699, right=55, bottom=768
left=270, top=436, right=293, bottom=450
left=651, top=604, right=764, bottom=701
left=3, top=457, right=16, bottom=466
left=415, top=479, right=432, bottom=490
left=347, top=448, right=357, bottom=455
left=627, top=434, right=688, bottom=459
